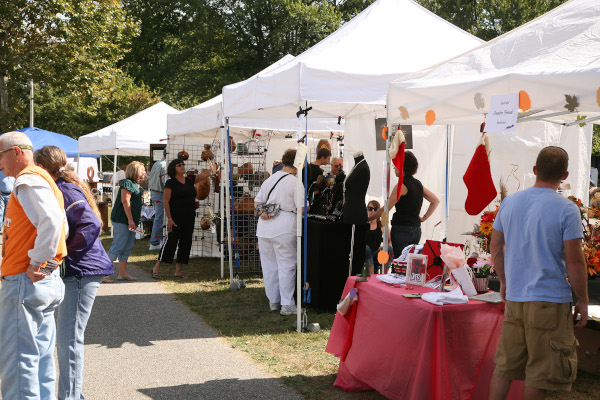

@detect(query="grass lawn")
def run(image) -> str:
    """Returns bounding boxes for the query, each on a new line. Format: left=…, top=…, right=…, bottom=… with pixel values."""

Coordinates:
left=102, top=234, right=598, bottom=400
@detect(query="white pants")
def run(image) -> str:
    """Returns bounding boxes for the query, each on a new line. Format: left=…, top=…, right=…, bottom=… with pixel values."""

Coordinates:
left=258, top=233, right=297, bottom=306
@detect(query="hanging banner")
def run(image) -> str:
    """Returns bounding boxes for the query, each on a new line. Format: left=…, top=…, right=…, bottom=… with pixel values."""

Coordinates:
left=484, top=93, right=518, bottom=134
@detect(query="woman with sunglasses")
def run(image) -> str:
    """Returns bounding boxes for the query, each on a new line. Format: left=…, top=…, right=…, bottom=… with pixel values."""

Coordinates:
left=365, top=200, right=394, bottom=274
left=369, top=151, right=439, bottom=263
left=152, top=158, right=213, bottom=278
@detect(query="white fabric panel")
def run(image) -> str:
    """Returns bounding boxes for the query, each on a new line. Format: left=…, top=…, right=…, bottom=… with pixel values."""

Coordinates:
left=388, top=0, right=600, bottom=124
left=78, top=102, right=177, bottom=156
left=67, top=157, right=99, bottom=183
left=445, top=122, right=592, bottom=243
left=344, top=119, right=447, bottom=241
left=222, top=0, right=482, bottom=119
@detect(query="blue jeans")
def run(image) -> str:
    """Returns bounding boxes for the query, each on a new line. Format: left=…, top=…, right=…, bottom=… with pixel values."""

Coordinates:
left=107, top=222, right=136, bottom=262
left=150, top=191, right=164, bottom=246
left=391, top=225, right=421, bottom=257
left=365, top=245, right=394, bottom=274
left=0, top=269, right=65, bottom=400
left=56, top=275, right=104, bottom=400
left=0, top=193, right=10, bottom=224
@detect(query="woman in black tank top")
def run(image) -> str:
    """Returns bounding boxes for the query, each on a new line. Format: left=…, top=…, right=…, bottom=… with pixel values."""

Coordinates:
left=364, top=200, right=394, bottom=274
left=368, top=152, right=440, bottom=263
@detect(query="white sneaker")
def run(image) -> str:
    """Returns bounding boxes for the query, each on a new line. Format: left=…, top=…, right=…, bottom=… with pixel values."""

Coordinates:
left=149, top=243, right=162, bottom=251
left=280, top=305, right=297, bottom=316
left=269, top=303, right=281, bottom=311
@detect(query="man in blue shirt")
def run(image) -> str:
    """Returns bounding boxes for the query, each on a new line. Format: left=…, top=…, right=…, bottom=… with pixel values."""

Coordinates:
left=148, top=151, right=167, bottom=250
left=0, top=169, right=15, bottom=227
left=489, top=146, right=588, bottom=399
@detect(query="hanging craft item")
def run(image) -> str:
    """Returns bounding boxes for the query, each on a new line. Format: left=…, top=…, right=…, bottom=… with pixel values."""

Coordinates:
left=201, top=144, right=214, bottom=161
left=381, top=125, right=388, bottom=140
left=177, top=150, right=189, bottom=160
left=200, top=214, right=211, bottom=230
left=317, top=139, right=331, bottom=152
left=238, top=162, right=254, bottom=179
left=398, top=106, right=410, bottom=120
left=229, top=136, right=236, bottom=152
left=519, top=90, right=531, bottom=112
left=389, top=127, right=406, bottom=200
left=463, top=136, right=497, bottom=215
left=564, top=94, right=579, bottom=112
left=425, top=110, right=436, bottom=126
left=474, top=93, right=485, bottom=110
left=235, top=193, right=255, bottom=214
left=213, top=169, right=220, bottom=193
left=195, top=169, right=211, bottom=200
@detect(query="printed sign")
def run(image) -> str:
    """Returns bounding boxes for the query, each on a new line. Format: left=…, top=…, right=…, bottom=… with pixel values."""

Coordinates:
left=294, top=143, right=308, bottom=170
left=484, top=93, right=518, bottom=134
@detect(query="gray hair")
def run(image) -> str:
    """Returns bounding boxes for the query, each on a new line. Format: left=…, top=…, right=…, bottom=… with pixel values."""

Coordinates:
left=0, top=131, right=33, bottom=150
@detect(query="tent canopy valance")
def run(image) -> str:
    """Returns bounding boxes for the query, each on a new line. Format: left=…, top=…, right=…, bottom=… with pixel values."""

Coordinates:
left=387, top=0, right=600, bottom=126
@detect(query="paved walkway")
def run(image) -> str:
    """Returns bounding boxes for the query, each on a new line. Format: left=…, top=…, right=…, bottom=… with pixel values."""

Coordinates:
left=0, top=263, right=302, bottom=400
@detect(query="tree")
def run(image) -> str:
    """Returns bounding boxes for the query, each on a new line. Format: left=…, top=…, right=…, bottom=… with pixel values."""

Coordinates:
left=416, top=0, right=567, bottom=41
left=0, top=0, right=144, bottom=132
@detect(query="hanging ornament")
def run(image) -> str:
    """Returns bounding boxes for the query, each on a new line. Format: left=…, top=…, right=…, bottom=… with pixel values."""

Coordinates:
left=474, top=93, right=485, bottom=110
left=518, top=90, right=531, bottom=112
left=316, top=139, right=331, bottom=152
left=177, top=150, right=189, bottom=160
left=564, top=94, right=579, bottom=112
left=389, top=128, right=406, bottom=200
left=381, top=125, right=388, bottom=140
left=576, top=115, right=587, bottom=128
left=398, top=106, right=410, bottom=120
left=425, top=110, right=436, bottom=126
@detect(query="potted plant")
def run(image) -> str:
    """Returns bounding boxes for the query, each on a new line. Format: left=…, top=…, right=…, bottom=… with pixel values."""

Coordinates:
left=468, top=254, right=495, bottom=292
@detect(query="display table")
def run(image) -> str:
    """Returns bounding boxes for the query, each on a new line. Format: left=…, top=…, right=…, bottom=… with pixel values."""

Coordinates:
left=325, top=276, right=522, bottom=399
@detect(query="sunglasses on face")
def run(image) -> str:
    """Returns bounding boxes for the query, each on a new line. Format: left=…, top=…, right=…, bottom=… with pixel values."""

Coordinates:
left=367, top=206, right=378, bottom=211
left=176, top=163, right=185, bottom=167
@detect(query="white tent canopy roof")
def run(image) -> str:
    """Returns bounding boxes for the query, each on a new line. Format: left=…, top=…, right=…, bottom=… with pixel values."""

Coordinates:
left=222, top=0, right=483, bottom=120
left=78, top=102, right=177, bottom=156
left=387, top=0, right=600, bottom=125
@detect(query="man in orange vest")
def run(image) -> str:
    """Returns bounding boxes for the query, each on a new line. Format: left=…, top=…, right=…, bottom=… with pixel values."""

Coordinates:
left=0, top=131, right=68, bottom=400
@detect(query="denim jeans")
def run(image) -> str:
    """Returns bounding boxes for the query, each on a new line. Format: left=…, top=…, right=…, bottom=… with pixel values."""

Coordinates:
left=150, top=191, right=164, bottom=246
left=0, top=269, right=65, bottom=400
left=0, top=192, right=10, bottom=225
left=107, top=222, right=137, bottom=262
left=56, top=275, right=104, bottom=400
left=391, top=225, right=421, bottom=257
left=365, top=245, right=394, bottom=274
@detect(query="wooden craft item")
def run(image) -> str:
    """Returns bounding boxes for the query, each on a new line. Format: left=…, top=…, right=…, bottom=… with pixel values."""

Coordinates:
left=235, top=193, right=255, bottom=214
left=201, top=144, right=214, bottom=161
left=200, top=214, right=211, bottom=230
left=195, top=169, right=211, bottom=200
left=317, top=139, right=331, bottom=152
left=229, top=136, right=236, bottom=152
left=238, top=162, right=254, bottom=178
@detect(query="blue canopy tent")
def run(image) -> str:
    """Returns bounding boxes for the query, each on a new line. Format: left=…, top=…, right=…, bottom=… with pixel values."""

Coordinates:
left=17, top=127, right=100, bottom=158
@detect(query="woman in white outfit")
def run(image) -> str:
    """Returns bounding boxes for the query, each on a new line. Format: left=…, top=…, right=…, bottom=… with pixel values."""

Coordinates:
left=255, top=149, right=301, bottom=316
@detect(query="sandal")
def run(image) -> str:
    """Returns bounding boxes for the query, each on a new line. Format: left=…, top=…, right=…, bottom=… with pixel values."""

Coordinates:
left=116, top=275, right=137, bottom=281
left=151, top=272, right=160, bottom=279
left=102, top=276, right=114, bottom=283
left=174, top=273, right=187, bottom=279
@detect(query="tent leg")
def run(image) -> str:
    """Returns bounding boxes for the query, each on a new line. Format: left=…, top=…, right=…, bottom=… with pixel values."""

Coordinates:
left=112, top=149, right=118, bottom=238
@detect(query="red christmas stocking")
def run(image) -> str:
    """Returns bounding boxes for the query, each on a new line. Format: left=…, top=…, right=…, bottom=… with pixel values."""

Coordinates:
left=390, top=129, right=406, bottom=200
left=463, top=143, right=497, bottom=215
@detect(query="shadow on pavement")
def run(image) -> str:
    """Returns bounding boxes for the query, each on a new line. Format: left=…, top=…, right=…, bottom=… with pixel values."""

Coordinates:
left=85, top=292, right=218, bottom=348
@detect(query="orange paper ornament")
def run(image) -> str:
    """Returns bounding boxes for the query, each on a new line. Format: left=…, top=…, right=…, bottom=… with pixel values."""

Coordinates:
left=381, top=126, right=388, bottom=140
left=377, top=250, right=389, bottom=265
left=425, top=110, right=436, bottom=126
left=519, top=90, right=531, bottom=112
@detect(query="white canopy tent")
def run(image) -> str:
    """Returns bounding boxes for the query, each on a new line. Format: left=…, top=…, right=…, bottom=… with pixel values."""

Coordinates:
left=221, top=0, right=484, bottom=328
left=78, top=101, right=178, bottom=206
left=386, top=0, right=597, bottom=242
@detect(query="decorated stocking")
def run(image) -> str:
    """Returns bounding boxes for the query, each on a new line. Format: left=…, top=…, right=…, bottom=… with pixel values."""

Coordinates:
left=463, top=136, right=497, bottom=215
left=389, top=128, right=406, bottom=200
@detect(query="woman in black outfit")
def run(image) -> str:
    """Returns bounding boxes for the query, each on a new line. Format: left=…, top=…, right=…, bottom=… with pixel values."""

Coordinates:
left=369, top=151, right=439, bottom=257
left=152, top=158, right=212, bottom=278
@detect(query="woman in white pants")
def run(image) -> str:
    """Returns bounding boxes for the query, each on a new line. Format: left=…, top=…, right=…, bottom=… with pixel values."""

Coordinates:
left=255, top=149, right=301, bottom=316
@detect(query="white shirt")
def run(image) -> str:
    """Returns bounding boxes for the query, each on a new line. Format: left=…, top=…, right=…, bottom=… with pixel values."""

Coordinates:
left=255, top=171, right=302, bottom=238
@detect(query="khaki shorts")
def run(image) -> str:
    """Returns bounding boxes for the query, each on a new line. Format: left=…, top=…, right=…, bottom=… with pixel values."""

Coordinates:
left=494, top=301, right=578, bottom=391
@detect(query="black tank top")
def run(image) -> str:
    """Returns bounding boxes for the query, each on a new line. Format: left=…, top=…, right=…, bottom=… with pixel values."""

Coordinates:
left=391, top=175, right=424, bottom=227
left=365, top=226, right=383, bottom=253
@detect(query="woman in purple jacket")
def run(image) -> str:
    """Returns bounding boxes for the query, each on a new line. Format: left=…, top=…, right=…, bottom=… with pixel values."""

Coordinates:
left=34, top=146, right=114, bottom=400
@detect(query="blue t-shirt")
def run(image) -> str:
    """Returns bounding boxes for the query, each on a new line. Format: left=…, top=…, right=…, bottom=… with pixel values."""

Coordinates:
left=493, top=187, right=583, bottom=303
left=0, top=170, right=14, bottom=193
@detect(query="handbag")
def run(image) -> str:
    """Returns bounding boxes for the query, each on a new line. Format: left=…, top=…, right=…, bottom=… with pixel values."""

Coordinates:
left=255, top=173, right=291, bottom=218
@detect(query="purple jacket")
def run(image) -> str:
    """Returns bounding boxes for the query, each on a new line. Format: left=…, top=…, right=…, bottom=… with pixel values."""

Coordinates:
left=56, top=178, right=114, bottom=277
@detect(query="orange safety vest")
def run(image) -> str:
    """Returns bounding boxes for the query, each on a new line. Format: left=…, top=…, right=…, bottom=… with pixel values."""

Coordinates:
left=1, top=165, right=67, bottom=278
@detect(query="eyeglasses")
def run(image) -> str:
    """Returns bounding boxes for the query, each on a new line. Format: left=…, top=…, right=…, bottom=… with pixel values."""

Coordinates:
left=333, top=164, right=342, bottom=168
left=176, top=163, right=185, bottom=167
left=0, top=144, right=33, bottom=157
left=367, top=206, right=379, bottom=211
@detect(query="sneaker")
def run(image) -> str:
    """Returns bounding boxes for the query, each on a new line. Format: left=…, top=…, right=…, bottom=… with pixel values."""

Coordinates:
left=269, top=303, right=281, bottom=311
left=280, top=305, right=297, bottom=316
left=149, top=243, right=162, bottom=251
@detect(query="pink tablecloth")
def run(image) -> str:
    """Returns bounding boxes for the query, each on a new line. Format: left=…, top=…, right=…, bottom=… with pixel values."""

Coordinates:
left=325, top=276, right=522, bottom=399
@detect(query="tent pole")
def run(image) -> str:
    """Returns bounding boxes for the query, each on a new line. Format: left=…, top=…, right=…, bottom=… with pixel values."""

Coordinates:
left=296, top=101, right=304, bottom=333
left=445, top=125, right=453, bottom=241
left=220, top=127, right=225, bottom=278
left=224, top=120, right=234, bottom=285
left=76, top=150, right=81, bottom=177
left=111, top=149, right=118, bottom=237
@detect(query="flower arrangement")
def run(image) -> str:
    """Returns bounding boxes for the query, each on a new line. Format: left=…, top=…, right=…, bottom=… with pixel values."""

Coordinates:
left=467, top=254, right=496, bottom=278
left=568, top=196, right=600, bottom=277
left=469, top=181, right=507, bottom=253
